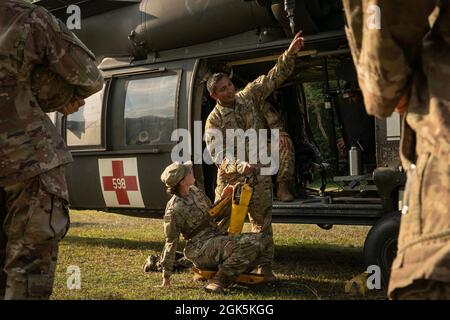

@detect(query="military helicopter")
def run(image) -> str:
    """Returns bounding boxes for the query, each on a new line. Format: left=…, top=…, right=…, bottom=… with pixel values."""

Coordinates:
left=37, top=0, right=405, bottom=287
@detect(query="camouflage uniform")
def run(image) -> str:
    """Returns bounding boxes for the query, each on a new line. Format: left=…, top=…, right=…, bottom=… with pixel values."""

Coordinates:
left=0, top=0, right=103, bottom=299
left=160, top=163, right=270, bottom=283
left=343, top=0, right=450, bottom=299
left=205, top=51, right=295, bottom=272
left=260, top=101, right=295, bottom=185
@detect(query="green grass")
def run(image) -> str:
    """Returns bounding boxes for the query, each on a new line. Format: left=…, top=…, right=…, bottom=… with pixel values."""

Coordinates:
left=51, top=210, right=386, bottom=300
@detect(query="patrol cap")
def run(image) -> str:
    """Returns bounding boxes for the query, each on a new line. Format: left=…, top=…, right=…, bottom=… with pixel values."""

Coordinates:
left=31, top=65, right=75, bottom=112
left=160, top=161, right=193, bottom=188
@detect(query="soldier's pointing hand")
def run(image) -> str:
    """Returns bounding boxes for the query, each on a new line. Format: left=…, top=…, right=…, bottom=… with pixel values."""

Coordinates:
left=287, top=31, right=304, bottom=55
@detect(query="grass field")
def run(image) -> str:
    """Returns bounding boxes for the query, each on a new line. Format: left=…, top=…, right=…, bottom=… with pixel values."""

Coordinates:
left=51, top=210, right=386, bottom=300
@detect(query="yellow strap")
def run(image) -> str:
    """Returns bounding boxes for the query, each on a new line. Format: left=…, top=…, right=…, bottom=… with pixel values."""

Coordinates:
left=192, top=267, right=216, bottom=280
left=239, top=184, right=253, bottom=206
left=192, top=267, right=265, bottom=285
left=208, top=196, right=231, bottom=217
left=228, top=204, right=248, bottom=235
left=228, top=182, right=253, bottom=234
left=237, top=273, right=265, bottom=285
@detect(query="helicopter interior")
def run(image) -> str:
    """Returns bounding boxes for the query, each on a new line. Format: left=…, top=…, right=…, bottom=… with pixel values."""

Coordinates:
left=200, top=52, right=377, bottom=203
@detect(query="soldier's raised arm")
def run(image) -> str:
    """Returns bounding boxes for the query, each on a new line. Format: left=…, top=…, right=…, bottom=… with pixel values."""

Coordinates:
left=31, top=7, right=104, bottom=103
left=343, top=0, right=436, bottom=117
left=239, top=32, right=303, bottom=107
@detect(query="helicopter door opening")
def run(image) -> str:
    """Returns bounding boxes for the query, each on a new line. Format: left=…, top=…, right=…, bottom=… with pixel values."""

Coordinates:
left=200, top=51, right=379, bottom=204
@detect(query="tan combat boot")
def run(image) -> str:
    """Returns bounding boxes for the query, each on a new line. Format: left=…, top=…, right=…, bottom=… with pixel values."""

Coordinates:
left=204, top=271, right=233, bottom=294
left=276, top=181, right=294, bottom=202
left=257, top=265, right=278, bottom=283
left=204, top=282, right=225, bottom=294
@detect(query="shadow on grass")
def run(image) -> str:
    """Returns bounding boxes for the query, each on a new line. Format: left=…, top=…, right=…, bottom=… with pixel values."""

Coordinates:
left=231, top=278, right=385, bottom=300
left=235, top=243, right=384, bottom=300
left=234, top=278, right=344, bottom=300
left=70, top=222, right=98, bottom=228
left=63, top=235, right=166, bottom=252
left=274, top=243, right=364, bottom=273
left=176, top=277, right=384, bottom=300
left=175, top=244, right=382, bottom=300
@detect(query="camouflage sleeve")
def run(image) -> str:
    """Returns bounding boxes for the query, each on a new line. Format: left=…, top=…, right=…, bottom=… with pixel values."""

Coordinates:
left=342, top=0, right=436, bottom=118
left=160, top=208, right=180, bottom=278
left=205, top=112, right=247, bottom=175
left=239, top=51, right=295, bottom=108
left=31, top=7, right=104, bottom=101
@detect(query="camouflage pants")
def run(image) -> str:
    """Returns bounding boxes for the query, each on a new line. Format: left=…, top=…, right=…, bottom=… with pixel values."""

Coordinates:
left=277, top=134, right=295, bottom=183
left=393, top=280, right=450, bottom=300
left=187, top=233, right=271, bottom=279
left=216, top=174, right=274, bottom=269
left=388, top=135, right=450, bottom=299
left=0, top=171, right=69, bottom=300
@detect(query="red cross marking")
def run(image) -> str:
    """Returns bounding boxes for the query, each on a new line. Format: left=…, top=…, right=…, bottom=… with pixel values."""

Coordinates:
left=102, top=160, right=138, bottom=205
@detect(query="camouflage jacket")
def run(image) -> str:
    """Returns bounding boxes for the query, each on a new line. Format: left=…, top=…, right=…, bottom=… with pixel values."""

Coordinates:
left=160, top=186, right=220, bottom=278
left=0, top=0, right=104, bottom=193
left=205, top=50, right=295, bottom=179
left=343, top=0, right=450, bottom=163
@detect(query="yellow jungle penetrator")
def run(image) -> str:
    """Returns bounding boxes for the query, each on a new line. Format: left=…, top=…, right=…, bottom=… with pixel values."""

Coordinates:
left=207, top=180, right=253, bottom=234
left=192, top=267, right=265, bottom=285
left=228, top=181, right=253, bottom=235
left=195, top=180, right=258, bottom=284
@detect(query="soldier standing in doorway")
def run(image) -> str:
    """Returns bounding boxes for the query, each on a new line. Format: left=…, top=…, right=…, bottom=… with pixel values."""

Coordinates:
left=205, top=32, right=304, bottom=281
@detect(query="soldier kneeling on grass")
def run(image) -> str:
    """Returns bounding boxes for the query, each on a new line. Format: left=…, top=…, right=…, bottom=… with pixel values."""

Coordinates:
left=158, top=161, right=272, bottom=294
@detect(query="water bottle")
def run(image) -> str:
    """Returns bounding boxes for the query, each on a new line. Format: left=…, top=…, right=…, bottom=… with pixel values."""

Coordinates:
left=349, top=141, right=362, bottom=176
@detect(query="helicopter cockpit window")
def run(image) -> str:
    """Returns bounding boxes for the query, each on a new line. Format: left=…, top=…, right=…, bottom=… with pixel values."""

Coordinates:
left=124, top=75, right=178, bottom=146
left=66, top=85, right=104, bottom=147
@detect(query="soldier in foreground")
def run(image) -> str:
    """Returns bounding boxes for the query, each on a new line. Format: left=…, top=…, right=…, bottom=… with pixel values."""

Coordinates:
left=204, top=32, right=304, bottom=281
left=343, top=0, right=450, bottom=299
left=0, top=0, right=103, bottom=299
left=160, top=162, right=271, bottom=294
